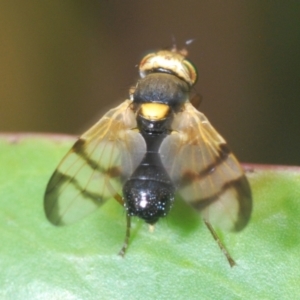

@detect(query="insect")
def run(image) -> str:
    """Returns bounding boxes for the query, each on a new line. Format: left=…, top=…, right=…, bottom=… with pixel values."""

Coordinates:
left=44, top=46, right=252, bottom=266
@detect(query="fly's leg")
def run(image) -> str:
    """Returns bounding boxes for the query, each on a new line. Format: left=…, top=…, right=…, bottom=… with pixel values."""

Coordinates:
left=118, top=214, right=131, bottom=257
left=112, top=192, right=131, bottom=257
left=204, top=219, right=236, bottom=267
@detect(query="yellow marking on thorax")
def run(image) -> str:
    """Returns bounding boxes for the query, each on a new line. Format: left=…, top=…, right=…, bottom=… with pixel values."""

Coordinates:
left=140, top=103, right=170, bottom=120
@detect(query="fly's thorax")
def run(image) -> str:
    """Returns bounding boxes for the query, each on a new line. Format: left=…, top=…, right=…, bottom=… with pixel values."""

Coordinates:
left=133, top=73, right=190, bottom=111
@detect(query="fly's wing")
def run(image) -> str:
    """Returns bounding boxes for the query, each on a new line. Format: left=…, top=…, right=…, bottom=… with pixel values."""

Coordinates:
left=160, top=103, right=252, bottom=231
left=44, top=100, right=146, bottom=225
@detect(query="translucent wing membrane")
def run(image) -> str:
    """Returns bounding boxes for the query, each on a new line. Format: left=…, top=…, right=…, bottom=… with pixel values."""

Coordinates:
left=160, top=103, right=252, bottom=231
left=44, top=100, right=146, bottom=225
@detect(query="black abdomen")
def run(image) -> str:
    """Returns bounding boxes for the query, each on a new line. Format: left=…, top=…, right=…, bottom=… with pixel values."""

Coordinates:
left=122, top=120, right=175, bottom=224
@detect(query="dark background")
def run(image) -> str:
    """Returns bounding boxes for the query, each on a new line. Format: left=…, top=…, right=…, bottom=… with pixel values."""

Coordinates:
left=1, top=1, right=299, bottom=165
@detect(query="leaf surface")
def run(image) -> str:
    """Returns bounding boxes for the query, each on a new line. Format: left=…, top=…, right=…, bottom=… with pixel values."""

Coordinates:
left=0, top=134, right=299, bottom=299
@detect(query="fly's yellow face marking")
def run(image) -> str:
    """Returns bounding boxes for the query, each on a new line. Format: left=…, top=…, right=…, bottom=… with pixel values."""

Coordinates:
left=139, top=103, right=170, bottom=120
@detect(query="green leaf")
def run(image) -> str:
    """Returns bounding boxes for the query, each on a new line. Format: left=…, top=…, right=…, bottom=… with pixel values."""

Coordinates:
left=0, top=134, right=299, bottom=299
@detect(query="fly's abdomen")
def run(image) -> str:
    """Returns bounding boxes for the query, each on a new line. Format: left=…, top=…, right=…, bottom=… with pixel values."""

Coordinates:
left=123, top=149, right=175, bottom=225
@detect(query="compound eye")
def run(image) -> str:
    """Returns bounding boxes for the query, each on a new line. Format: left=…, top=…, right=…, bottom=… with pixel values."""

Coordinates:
left=183, top=59, right=197, bottom=85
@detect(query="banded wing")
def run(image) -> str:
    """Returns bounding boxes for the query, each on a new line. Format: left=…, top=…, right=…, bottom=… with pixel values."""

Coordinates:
left=44, top=100, right=146, bottom=225
left=160, top=102, right=252, bottom=231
